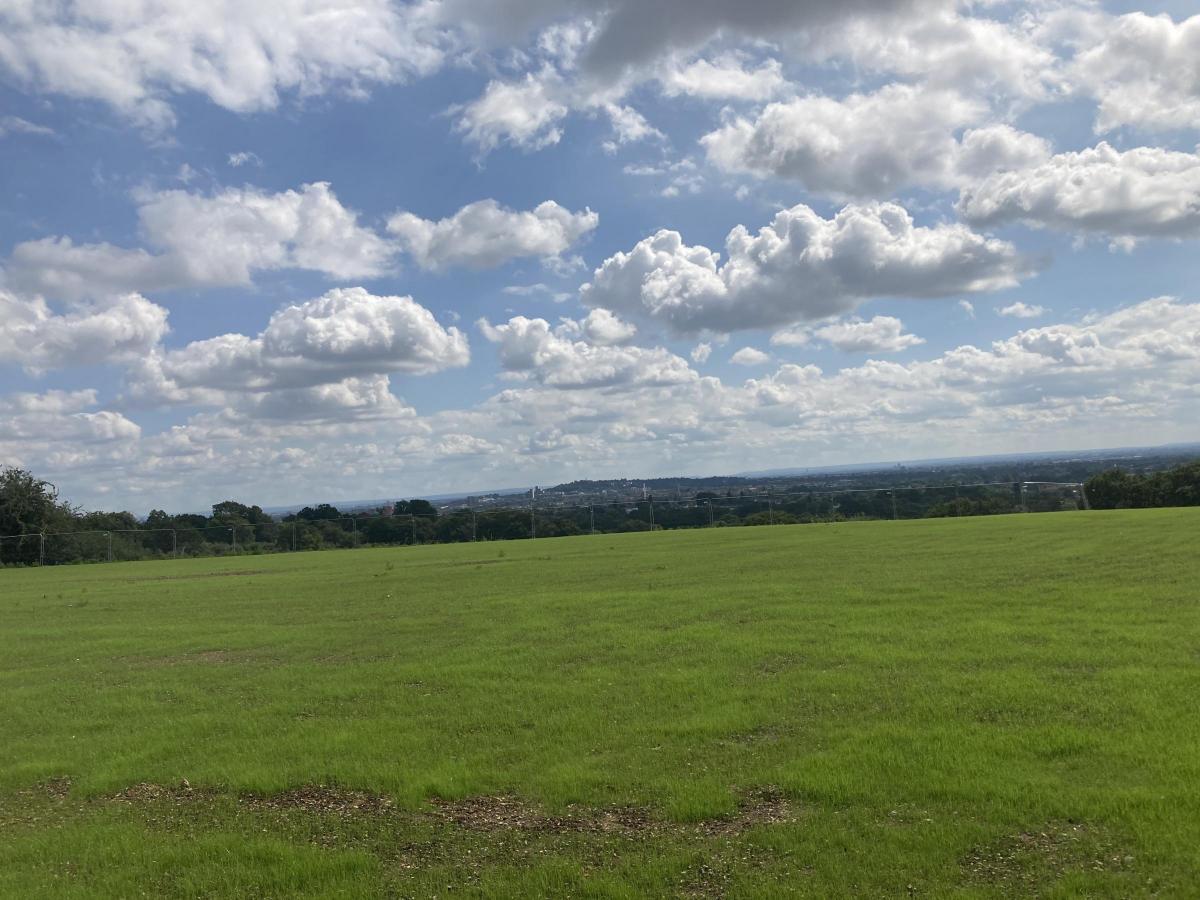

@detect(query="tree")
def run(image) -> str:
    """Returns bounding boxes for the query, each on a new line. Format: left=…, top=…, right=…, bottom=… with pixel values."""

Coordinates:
left=0, top=467, right=70, bottom=537
left=395, top=499, right=437, bottom=518
left=211, top=500, right=271, bottom=525
left=1084, top=469, right=1137, bottom=509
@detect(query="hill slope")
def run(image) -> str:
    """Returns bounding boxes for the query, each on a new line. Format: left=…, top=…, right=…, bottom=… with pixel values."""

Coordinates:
left=2, top=511, right=1197, bottom=897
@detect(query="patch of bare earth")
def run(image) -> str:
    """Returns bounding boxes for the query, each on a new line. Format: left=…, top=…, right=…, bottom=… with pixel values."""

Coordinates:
left=96, top=781, right=795, bottom=837
left=430, top=786, right=795, bottom=837
left=962, top=821, right=1134, bottom=891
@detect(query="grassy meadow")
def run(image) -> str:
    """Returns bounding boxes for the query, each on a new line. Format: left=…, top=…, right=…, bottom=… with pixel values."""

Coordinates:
left=1, top=510, right=1197, bottom=898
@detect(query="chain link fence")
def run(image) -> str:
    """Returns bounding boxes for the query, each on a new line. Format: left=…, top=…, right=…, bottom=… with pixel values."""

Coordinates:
left=0, top=481, right=1088, bottom=568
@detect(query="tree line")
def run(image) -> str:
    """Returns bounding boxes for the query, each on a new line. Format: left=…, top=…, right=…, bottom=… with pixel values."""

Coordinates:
left=0, top=463, right=1158, bottom=567
left=1083, top=460, right=1200, bottom=510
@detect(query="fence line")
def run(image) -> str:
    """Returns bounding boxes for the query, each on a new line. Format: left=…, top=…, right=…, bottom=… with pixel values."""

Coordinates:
left=0, top=480, right=1088, bottom=568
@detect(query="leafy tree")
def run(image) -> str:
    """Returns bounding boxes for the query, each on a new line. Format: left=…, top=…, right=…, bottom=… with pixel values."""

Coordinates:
left=0, top=467, right=71, bottom=537
left=395, top=499, right=437, bottom=518
left=211, top=500, right=271, bottom=525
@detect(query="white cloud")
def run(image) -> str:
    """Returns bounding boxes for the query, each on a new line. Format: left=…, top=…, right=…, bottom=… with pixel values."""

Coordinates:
left=579, top=308, right=637, bottom=345
left=1071, top=13, right=1200, bottom=133
left=812, top=316, right=924, bottom=353
left=602, top=104, right=664, bottom=149
left=998, top=301, right=1046, bottom=319
left=769, top=326, right=811, bottom=348
left=702, top=84, right=1055, bottom=198
left=20, top=297, right=1200, bottom=513
left=227, top=151, right=262, bottom=168
left=730, top=346, right=771, bottom=366
left=691, top=342, right=713, bottom=363
left=958, top=299, right=976, bottom=318
left=454, top=67, right=569, bottom=153
left=0, top=0, right=443, bottom=130
left=479, top=315, right=695, bottom=389
left=131, top=287, right=469, bottom=408
left=624, top=157, right=704, bottom=197
left=802, top=8, right=1060, bottom=100
left=0, top=115, right=55, bottom=138
left=958, top=142, right=1200, bottom=243
left=7, top=182, right=393, bottom=300
left=581, top=201, right=1031, bottom=334
left=387, top=199, right=597, bottom=270
left=659, top=54, right=787, bottom=101
left=0, top=389, right=140, bottom=474
left=0, top=291, right=169, bottom=374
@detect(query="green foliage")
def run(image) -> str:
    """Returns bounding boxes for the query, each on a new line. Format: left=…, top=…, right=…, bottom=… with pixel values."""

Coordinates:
left=0, top=511, right=1196, bottom=896
left=1085, top=460, right=1200, bottom=509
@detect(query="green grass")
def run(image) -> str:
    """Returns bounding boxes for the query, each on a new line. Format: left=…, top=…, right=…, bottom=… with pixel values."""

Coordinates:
left=1, top=510, right=1197, bottom=898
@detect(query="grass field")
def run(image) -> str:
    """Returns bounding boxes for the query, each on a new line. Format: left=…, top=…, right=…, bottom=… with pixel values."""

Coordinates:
left=1, top=510, right=1197, bottom=898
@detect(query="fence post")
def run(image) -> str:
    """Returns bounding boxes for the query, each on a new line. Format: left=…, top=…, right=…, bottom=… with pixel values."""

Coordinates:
left=768, top=496, right=774, bottom=525
left=39, top=532, right=45, bottom=567
left=589, top=504, right=594, bottom=535
left=352, top=517, right=358, bottom=549
left=230, top=527, right=236, bottom=552
left=707, top=499, right=714, bottom=527
left=891, top=490, right=898, bottom=521
left=411, top=514, right=417, bottom=546
left=530, top=498, right=536, bottom=539
left=649, top=498, right=654, bottom=530
left=106, top=532, right=112, bottom=563
left=471, top=508, right=477, bottom=542
left=172, top=529, right=177, bottom=558
left=1078, top=482, right=1091, bottom=511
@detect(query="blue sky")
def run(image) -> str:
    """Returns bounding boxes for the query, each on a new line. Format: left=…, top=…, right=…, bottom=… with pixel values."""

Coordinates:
left=2, top=0, right=1199, bottom=512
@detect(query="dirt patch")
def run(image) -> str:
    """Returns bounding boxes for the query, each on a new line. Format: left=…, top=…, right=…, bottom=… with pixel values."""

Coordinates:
left=95, top=781, right=795, bottom=838
left=241, top=786, right=396, bottom=817
left=429, top=795, right=653, bottom=834
left=700, top=787, right=793, bottom=835
left=429, top=786, right=794, bottom=837
left=962, top=821, right=1134, bottom=890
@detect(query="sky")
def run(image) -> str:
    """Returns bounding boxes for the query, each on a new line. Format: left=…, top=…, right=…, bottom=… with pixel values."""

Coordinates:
left=2, top=0, right=1200, bottom=513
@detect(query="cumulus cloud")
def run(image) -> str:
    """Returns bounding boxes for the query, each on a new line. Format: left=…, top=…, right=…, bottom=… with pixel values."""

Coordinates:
left=387, top=199, right=597, bottom=270
left=578, top=308, right=637, bottom=345
left=998, top=302, right=1046, bottom=319
left=691, top=342, right=713, bottom=363
left=454, top=68, right=570, bottom=153
left=478, top=315, right=695, bottom=389
left=7, top=182, right=393, bottom=300
left=0, top=0, right=443, bottom=130
left=730, top=346, right=771, bottom=366
left=659, top=54, right=787, bottom=101
left=739, top=297, right=1200, bottom=438
left=702, top=85, right=1051, bottom=198
left=802, top=8, right=1060, bottom=100
left=581, top=201, right=1031, bottom=334
left=813, top=316, right=925, bottom=353
left=0, top=291, right=169, bottom=373
left=0, top=389, right=140, bottom=474
left=131, top=287, right=468, bottom=407
left=1071, top=12, right=1200, bottom=133
left=958, top=142, right=1200, bottom=243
